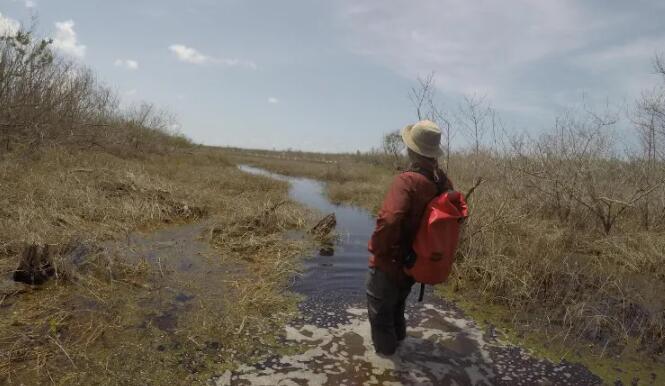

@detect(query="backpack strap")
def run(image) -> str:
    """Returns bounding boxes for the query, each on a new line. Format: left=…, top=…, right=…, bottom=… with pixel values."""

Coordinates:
left=408, top=167, right=445, bottom=195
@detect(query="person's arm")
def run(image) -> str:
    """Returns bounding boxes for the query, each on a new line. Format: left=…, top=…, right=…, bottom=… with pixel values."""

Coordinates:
left=368, top=174, right=412, bottom=269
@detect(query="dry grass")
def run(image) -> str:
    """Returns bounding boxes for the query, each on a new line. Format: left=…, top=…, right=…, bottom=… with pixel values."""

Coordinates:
left=0, top=149, right=203, bottom=267
left=0, top=28, right=316, bottom=384
left=205, top=197, right=314, bottom=361
left=0, top=146, right=316, bottom=384
left=0, top=249, right=157, bottom=383
left=0, top=27, right=316, bottom=384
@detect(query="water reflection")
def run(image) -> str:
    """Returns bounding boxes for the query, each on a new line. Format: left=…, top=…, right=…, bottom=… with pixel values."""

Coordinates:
left=238, top=165, right=375, bottom=301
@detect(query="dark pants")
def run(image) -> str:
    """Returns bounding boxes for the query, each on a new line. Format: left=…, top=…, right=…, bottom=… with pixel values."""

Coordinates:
left=366, top=267, right=414, bottom=355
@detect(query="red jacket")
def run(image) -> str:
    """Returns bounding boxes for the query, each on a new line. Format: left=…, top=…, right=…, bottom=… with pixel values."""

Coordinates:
left=368, top=165, right=452, bottom=286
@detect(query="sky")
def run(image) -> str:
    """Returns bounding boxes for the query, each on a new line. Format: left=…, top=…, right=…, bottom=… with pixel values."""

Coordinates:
left=1, top=0, right=665, bottom=152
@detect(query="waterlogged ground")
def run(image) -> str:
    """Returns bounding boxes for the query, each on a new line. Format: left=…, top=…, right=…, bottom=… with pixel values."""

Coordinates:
left=84, top=221, right=241, bottom=382
left=0, top=220, right=239, bottom=384
left=221, top=166, right=603, bottom=386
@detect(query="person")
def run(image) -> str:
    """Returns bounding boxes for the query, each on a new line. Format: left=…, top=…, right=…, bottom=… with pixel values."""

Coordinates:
left=366, top=120, right=453, bottom=355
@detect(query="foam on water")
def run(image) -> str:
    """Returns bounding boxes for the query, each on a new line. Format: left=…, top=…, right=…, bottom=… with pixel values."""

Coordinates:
left=220, top=304, right=495, bottom=386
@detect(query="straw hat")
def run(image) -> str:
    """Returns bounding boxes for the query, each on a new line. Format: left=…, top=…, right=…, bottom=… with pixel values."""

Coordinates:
left=401, top=120, right=443, bottom=158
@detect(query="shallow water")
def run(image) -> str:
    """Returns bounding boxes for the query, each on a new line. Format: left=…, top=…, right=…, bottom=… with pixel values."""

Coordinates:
left=230, top=165, right=603, bottom=386
left=237, top=165, right=375, bottom=301
left=102, top=221, right=233, bottom=333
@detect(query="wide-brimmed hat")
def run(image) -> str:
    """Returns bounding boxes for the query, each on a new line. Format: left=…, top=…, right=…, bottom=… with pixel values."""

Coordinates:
left=401, top=120, right=443, bottom=159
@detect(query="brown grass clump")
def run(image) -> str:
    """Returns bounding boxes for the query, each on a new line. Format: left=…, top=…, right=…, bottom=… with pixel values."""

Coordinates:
left=12, top=244, right=56, bottom=285
left=0, top=148, right=205, bottom=273
left=206, top=196, right=313, bottom=358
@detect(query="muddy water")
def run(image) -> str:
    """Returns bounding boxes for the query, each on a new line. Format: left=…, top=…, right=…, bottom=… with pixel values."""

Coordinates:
left=103, top=221, right=234, bottom=333
left=227, top=165, right=603, bottom=386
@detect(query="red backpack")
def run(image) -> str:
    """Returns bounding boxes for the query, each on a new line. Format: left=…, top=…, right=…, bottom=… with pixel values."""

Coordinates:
left=404, top=176, right=468, bottom=301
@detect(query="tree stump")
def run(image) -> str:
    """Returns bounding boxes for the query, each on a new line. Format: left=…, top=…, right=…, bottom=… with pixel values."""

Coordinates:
left=309, top=213, right=336, bottom=240
left=13, top=244, right=56, bottom=285
left=310, top=213, right=337, bottom=256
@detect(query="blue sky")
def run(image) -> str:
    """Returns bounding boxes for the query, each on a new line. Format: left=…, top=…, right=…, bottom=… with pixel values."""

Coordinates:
left=2, top=0, right=665, bottom=152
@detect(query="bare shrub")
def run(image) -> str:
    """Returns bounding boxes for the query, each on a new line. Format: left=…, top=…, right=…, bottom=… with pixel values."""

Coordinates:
left=507, top=108, right=665, bottom=234
left=631, top=56, right=665, bottom=228
left=381, top=130, right=405, bottom=169
left=456, top=94, right=496, bottom=156
left=0, top=28, right=190, bottom=156
left=409, top=73, right=453, bottom=170
left=452, top=99, right=665, bottom=356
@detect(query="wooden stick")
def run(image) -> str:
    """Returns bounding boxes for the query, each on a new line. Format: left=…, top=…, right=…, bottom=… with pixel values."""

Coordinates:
left=465, top=177, right=485, bottom=200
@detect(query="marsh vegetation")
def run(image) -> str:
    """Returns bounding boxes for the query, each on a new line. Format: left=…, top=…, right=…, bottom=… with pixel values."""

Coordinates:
left=0, top=30, right=315, bottom=384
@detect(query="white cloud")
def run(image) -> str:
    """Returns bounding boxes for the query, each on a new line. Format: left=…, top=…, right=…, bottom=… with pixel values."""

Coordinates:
left=52, top=20, right=86, bottom=58
left=114, top=59, right=139, bottom=70
left=570, top=35, right=665, bottom=98
left=168, top=44, right=256, bottom=68
left=169, top=44, right=209, bottom=64
left=218, top=58, right=258, bottom=70
left=10, top=0, right=35, bottom=8
left=335, top=0, right=665, bottom=125
left=125, top=89, right=137, bottom=96
left=0, top=13, right=20, bottom=37
left=268, top=97, right=279, bottom=104
left=573, top=36, right=665, bottom=70
left=337, top=0, right=592, bottom=98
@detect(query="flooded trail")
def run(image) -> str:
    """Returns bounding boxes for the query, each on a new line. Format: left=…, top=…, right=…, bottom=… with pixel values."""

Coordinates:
left=103, top=221, right=236, bottom=333
left=236, top=165, right=374, bottom=306
left=222, top=166, right=602, bottom=386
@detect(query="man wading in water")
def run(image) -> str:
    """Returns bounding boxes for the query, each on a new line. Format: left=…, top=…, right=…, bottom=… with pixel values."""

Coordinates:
left=367, top=120, right=453, bottom=355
